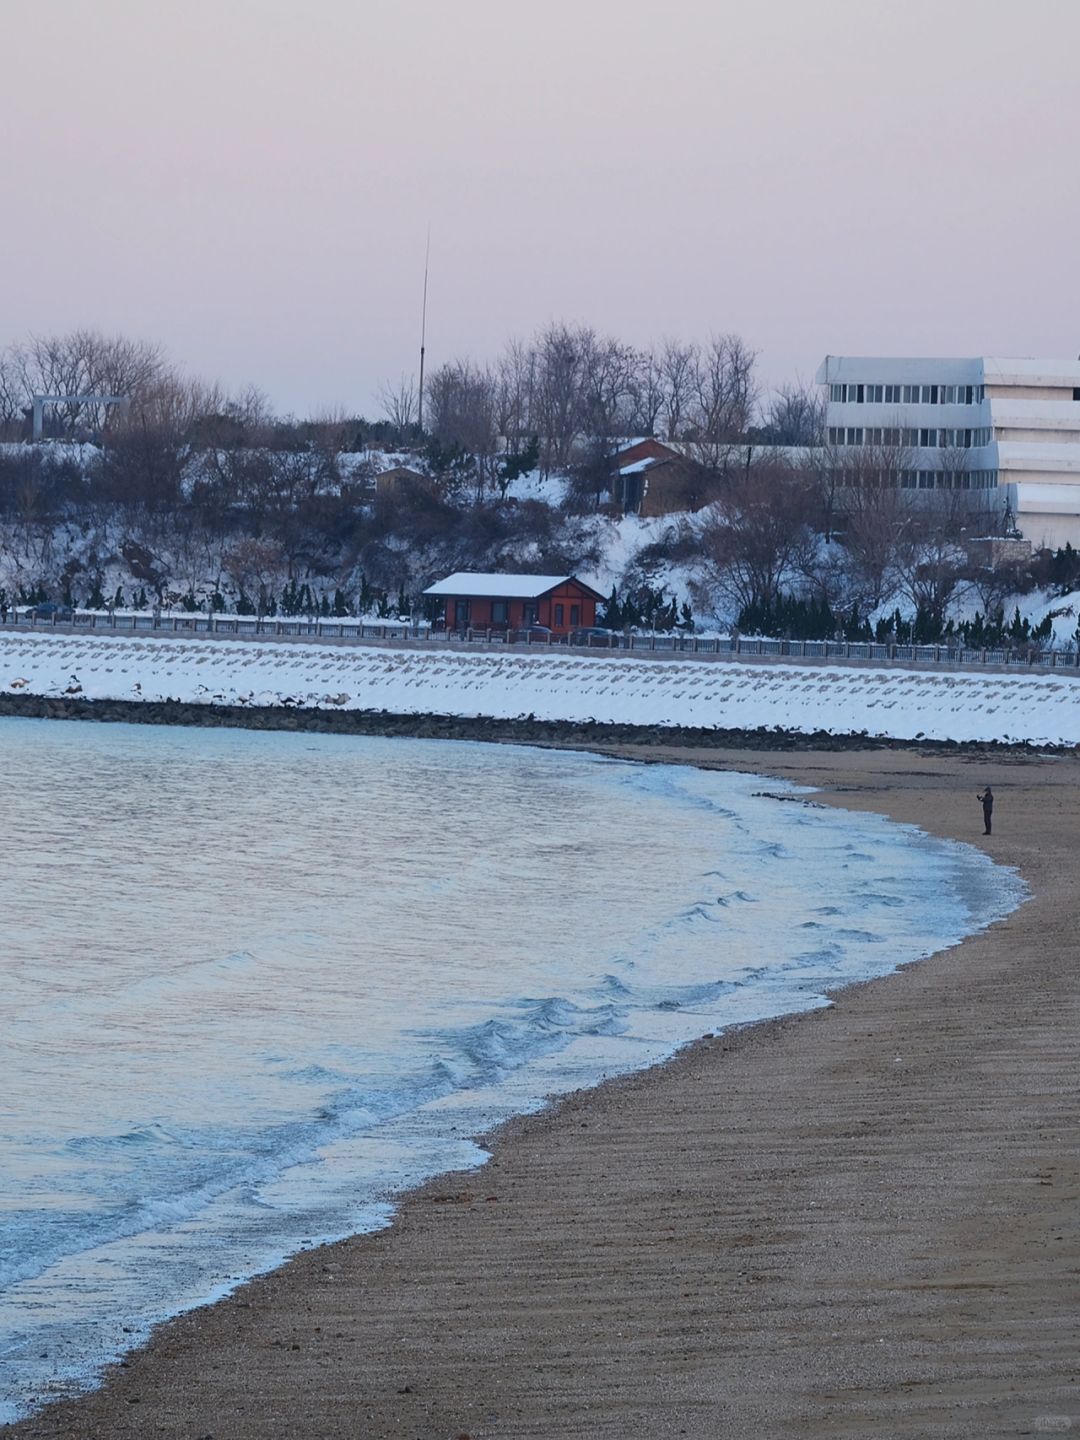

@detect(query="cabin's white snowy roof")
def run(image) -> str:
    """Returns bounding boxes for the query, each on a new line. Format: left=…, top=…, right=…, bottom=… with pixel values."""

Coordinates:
left=423, top=572, right=575, bottom=599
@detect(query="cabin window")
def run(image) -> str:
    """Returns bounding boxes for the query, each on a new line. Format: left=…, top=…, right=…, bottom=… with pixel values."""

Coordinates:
left=554, top=604, right=564, bottom=627
left=491, top=600, right=508, bottom=624
left=570, top=605, right=580, bottom=625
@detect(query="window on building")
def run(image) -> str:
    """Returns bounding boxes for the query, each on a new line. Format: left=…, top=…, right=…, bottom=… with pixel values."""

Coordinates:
left=554, top=604, right=564, bottom=627
left=570, top=605, right=580, bottom=626
left=491, top=600, right=508, bottom=624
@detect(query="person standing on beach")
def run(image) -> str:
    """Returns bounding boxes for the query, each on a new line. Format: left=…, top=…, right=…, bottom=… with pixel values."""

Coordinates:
left=977, top=786, right=994, bottom=835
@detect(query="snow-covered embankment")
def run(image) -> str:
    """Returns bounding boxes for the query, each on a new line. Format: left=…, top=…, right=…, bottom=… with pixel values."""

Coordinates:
left=1, top=632, right=1077, bottom=746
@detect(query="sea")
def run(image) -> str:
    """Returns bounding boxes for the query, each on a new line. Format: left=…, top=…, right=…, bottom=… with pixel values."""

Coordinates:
left=0, top=718, right=1025, bottom=1420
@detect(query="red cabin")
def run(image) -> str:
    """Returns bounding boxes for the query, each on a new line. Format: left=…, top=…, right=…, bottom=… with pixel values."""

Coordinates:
left=422, top=572, right=603, bottom=635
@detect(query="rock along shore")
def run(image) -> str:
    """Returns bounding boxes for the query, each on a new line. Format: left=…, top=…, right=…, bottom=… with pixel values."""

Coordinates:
left=0, top=691, right=1066, bottom=754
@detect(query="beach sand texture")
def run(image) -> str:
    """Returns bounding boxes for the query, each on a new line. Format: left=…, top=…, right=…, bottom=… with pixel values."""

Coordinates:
left=7, top=745, right=1080, bottom=1439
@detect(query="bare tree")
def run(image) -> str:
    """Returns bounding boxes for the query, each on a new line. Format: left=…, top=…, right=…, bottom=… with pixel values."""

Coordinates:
left=8, top=330, right=167, bottom=436
left=892, top=488, right=972, bottom=630
left=628, top=346, right=666, bottom=436
left=0, top=351, right=25, bottom=437
left=494, top=338, right=537, bottom=454
left=692, top=459, right=816, bottom=614
left=426, top=359, right=499, bottom=497
left=658, top=339, right=699, bottom=440
left=686, top=334, right=758, bottom=474
left=533, top=321, right=590, bottom=472
left=758, top=381, right=826, bottom=446
left=831, top=440, right=914, bottom=610
left=223, top=537, right=288, bottom=615
left=378, top=373, right=418, bottom=432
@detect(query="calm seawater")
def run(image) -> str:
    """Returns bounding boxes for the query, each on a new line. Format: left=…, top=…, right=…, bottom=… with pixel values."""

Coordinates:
left=0, top=719, right=1023, bottom=1418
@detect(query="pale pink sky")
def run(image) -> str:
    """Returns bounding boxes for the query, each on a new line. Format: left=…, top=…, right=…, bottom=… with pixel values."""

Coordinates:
left=3, top=0, right=1078, bottom=415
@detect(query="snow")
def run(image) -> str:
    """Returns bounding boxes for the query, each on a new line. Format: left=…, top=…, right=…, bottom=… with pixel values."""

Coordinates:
left=2, top=633, right=1078, bottom=746
left=423, top=573, right=580, bottom=599
left=498, top=467, right=568, bottom=505
left=337, top=449, right=415, bottom=476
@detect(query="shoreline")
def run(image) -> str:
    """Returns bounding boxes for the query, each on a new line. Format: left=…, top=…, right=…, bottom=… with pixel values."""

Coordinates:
left=0, top=690, right=1068, bottom=754
left=4, top=718, right=1080, bottom=1436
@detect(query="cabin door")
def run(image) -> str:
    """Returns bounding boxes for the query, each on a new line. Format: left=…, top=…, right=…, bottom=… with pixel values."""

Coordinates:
left=454, top=600, right=469, bottom=629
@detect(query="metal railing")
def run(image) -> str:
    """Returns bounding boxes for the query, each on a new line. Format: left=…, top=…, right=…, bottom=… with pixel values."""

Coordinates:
left=3, top=609, right=1078, bottom=673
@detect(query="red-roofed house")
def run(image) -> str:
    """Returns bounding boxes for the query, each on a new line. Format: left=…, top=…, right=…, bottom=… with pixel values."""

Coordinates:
left=422, top=572, right=603, bottom=634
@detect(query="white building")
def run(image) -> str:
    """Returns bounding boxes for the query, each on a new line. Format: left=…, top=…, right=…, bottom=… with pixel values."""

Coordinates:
left=816, top=355, right=1080, bottom=549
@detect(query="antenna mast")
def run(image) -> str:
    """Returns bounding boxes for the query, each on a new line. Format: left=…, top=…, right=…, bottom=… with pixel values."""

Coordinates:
left=418, top=227, right=430, bottom=432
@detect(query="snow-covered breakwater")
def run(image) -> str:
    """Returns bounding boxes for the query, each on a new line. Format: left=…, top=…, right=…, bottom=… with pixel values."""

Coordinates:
left=1, top=630, right=1078, bottom=746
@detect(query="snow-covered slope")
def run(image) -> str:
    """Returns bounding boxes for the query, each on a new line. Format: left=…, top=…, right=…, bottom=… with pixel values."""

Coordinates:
left=1, top=633, right=1077, bottom=745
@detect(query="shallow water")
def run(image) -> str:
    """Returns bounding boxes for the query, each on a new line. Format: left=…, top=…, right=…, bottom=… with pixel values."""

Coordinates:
left=0, top=719, right=1023, bottom=1418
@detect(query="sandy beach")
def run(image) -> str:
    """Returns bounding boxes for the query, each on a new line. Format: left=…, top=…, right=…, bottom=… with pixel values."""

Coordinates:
left=7, top=741, right=1080, bottom=1439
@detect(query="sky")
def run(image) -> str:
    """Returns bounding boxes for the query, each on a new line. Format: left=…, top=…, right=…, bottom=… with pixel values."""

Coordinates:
left=2, top=0, right=1079, bottom=417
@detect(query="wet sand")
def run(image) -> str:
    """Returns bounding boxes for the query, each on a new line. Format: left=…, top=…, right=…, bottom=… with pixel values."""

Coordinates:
left=8, top=744, right=1080, bottom=1439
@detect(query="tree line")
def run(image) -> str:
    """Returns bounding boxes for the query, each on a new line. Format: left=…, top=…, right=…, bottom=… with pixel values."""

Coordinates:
left=1, top=327, right=1074, bottom=645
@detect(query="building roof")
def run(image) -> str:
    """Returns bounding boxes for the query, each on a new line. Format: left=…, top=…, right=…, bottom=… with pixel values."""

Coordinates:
left=983, top=358, right=1080, bottom=386
left=818, top=354, right=1080, bottom=386
left=423, top=572, right=599, bottom=599
left=816, top=355, right=983, bottom=385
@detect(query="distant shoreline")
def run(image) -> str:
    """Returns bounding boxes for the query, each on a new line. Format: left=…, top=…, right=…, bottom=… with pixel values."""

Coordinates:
left=0, top=692, right=1067, bottom=755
